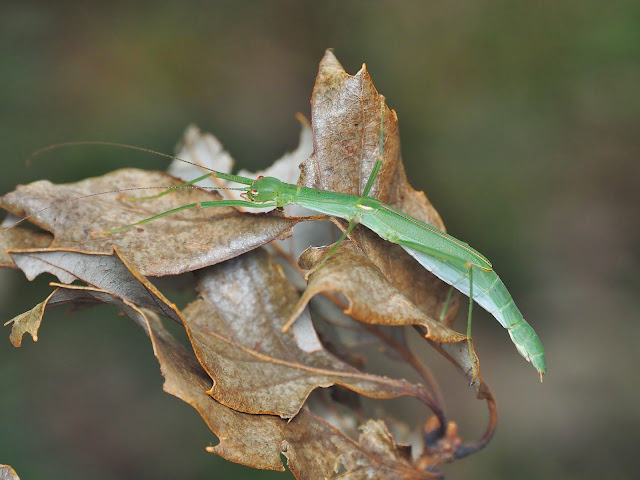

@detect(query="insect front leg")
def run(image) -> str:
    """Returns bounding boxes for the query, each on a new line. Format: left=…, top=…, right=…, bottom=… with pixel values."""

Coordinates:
left=123, top=173, right=215, bottom=201
left=439, top=285, right=455, bottom=321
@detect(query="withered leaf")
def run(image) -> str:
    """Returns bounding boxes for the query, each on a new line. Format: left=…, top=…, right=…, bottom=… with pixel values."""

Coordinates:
left=7, top=248, right=181, bottom=323
left=5, top=297, right=45, bottom=347
left=0, top=223, right=51, bottom=268
left=6, top=284, right=155, bottom=347
left=350, top=228, right=461, bottom=328
left=0, top=465, right=20, bottom=480
left=0, top=169, right=298, bottom=276
left=299, top=50, right=460, bottom=326
left=301, top=50, right=444, bottom=226
left=290, top=241, right=466, bottom=345
left=150, top=310, right=444, bottom=479
left=183, top=248, right=442, bottom=419
left=292, top=242, right=488, bottom=390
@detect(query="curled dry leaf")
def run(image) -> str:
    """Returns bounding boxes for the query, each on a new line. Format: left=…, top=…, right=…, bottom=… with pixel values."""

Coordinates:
left=5, top=299, right=45, bottom=347
left=349, top=227, right=461, bottom=328
left=0, top=465, right=20, bottom=480
left=7, top=248, right=181, bottom=322
left=6, top=284, right=155, bottom=346
left=181, top=248, right=444, bottom=421
left=299, top=50, right=460, bottom=326
left=291, top=52, right=487, bottom=387
left=0, top=169, right=298, bottom=276
left=291, top=241, right=488, bottom=390
left=301, top=51, right=444, bottom=225
left=0, top=223, right=51, bottom=268
left=291, top=241, right=466, bottom=345
left=153, top=311, right=445, bottom=479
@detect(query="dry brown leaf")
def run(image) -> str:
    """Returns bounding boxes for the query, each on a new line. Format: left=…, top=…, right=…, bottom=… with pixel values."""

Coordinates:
left=0, top=169, right=298, bottom=276
left=5, top=298, right=45, bottom=347
left=5, top=284, right=154, bottom=346
left=151, top=311, right=445, bottom=479
left=302, top=51, right=443, bottom=225
left=350, top=227, right=461, bottom=328
left=292, top=241, right=466, bottom=345
left=290, top=241, right=490, bottom=389
left=181, top=248, right=443, bottom=420
left=298, top=50, right=460, bottom=325
left=289, top=52, right=487, bottom=387
left=7, top=248, right=182, bottom=322
left=3, top=246, right=447, bottom=422
left=0, top=223, right=51, bottom=268
left=0, top=465, right=20, bottom=480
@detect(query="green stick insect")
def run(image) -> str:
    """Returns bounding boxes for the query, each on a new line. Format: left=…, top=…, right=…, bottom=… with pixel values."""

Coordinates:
left=33, top=101, right=546, bottom=382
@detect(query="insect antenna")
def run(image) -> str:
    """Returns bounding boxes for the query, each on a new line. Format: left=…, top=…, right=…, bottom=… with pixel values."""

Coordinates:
left=25, top=141, right=255, bottom=186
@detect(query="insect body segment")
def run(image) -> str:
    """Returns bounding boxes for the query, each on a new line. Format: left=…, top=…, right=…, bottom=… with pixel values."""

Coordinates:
left=246, top=176, right=285, bottom=202
left=401, top=246, right=546, bottom=379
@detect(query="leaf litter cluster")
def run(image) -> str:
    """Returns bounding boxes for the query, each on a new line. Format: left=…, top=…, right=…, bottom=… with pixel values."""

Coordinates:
left=0, top=51, right=496, bottom=479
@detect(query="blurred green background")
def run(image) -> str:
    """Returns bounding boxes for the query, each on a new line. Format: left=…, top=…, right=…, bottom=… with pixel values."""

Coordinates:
left=1, top=1, right=638, bottom=479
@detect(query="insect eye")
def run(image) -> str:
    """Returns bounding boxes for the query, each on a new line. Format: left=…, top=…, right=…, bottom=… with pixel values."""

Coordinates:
left=251, top=189, right=259, bottom=196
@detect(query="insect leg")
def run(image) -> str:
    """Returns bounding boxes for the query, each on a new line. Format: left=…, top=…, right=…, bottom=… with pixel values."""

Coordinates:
left=439, top=285, right=455, bottom=321
left=362, top=96, right=386, bottom=197
left=95, top=199, right=275, bottom=234
left=466, top=263, right=477, bottom=384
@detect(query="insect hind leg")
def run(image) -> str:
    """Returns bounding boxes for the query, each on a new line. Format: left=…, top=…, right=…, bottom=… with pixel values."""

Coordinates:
left=439, top=285, right=455, bottom=321
left=466, top=262, right=479, bottom=385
